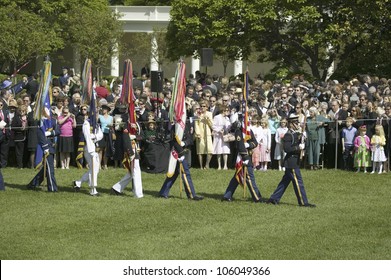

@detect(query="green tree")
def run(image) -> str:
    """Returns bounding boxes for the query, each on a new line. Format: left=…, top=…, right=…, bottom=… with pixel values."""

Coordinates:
left=167, top=0, right=264, bottom=63
left=0, top=2, right=62, bottom=74
left=167, top=0, right=391, bottom=80
left=67, top=4, right=123, bottom=81
left=0, top=0, right=121, bottom=79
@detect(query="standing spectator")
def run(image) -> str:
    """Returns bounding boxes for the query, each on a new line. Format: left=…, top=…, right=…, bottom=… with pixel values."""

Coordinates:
left=194, top=100, right=213, bottom=169
left=95, top=79, right=110, bottom=100
left=274, top=118, right=288, bottom=171
left=22, top=74, right=39, bottom=101
left=371, top=124, right=387, bottom=174
left=27, top=109, right=39, bottom=169
left=326, top=100, right=348, bottom=168
left=268, top=109, right=280, bottom=169
left=11, top=105, right=28, bottom=169
left=209, top=96, right=219, bottom=117
left=21, top=94, right=33, bottom=113
left=354, top=125, right=371, bottom=173
left=212, top=105, right=231, bottom=170
left=0, top=99, right=10, bottom=168
left=98, top=104, right=113, bottom=169
left=250, top=116, right=261, bottom=168
left=106, top=84, right=121, bottom=105
left=52, top=97, right=64, bottom=118
left=58, top=107, right=76, bottom=169
left=341, top=117, right=357, bottom=171
left=257, top=118, right=271, bottom=171
left=59, top=67, right=70, bottom=87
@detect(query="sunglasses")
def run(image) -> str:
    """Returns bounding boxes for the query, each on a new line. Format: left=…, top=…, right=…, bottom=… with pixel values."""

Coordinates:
left=201, top=105, right=207, bottom=107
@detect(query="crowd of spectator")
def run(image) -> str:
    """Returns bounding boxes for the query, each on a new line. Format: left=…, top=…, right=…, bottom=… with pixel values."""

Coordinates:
left=1, top=67, right=391, bottom=173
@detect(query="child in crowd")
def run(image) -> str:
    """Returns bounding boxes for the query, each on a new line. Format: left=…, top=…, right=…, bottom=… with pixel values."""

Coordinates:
left=341, top=117, right=357, bottom=170
left=143, top=120, right=157, bottom=143
left=354, top=125, right=371, bottom=173
left=257, top=117, right=271, bottom=171
left=274, top=118, right=288, bottom=171
left=250, top=116, right=261, bottom=168
left=371, top=124, right=387, bottom=174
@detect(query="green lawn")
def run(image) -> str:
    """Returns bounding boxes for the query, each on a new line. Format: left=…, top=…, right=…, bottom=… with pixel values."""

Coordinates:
left=0, top=167, right=390, bottom=260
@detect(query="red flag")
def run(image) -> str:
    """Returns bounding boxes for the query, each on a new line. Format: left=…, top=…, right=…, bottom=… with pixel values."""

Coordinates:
left=121, top=60, right=136, bottom=135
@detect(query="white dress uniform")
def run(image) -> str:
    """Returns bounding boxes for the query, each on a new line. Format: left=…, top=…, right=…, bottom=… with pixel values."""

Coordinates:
left=74, top=119, right=103, bottom=196
left=111, top=134, right=143, bottom=198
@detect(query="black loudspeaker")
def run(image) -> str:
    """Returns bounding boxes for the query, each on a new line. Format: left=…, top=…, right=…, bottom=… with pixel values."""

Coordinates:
left=151, top=71, right=163, bottom=92
left=201, top=48, right=213, bottom=66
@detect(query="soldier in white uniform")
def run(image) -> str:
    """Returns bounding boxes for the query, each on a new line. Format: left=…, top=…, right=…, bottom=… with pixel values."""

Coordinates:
left=73, top=115, right=103, bottom=196
left=110, top=123, right=143, bottom=198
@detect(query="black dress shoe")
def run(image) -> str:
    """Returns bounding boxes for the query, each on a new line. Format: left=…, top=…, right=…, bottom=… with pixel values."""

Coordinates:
left=191, top=195, right=204, bottom=201
left=255, top=197, right=266, bottom=203
left=158, top=195, right=169, bottom=199
left=221, top=197, right=232, bottom=202
left=110, top=188, right=122, bottom=196
left=301, top=203, right=316, bottom=208
left=266, top=199, right=279, bottom=205
left=90, top=192, right=100, bottom=197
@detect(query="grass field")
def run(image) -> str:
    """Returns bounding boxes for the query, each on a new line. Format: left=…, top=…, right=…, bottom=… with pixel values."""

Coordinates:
left=0, top=166, right=390, bottom=260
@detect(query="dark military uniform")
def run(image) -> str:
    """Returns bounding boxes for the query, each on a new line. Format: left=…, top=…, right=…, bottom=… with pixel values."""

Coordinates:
left=159, top=126, right=203, bottom=200
left=28, top=119, right=60, bottom=192
left=222, top=127, right=263, bottom=202
left=268, top=129, right=315, bottom=207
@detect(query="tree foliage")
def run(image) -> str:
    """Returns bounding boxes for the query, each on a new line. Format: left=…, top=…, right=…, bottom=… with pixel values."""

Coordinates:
left=0, top=0, right=122, bottom=77
left=167, top=0, right=391, bottom=79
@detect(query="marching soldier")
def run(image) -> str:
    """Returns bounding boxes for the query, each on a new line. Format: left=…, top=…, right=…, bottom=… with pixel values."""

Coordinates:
left=222, top=120, right=264, bottom=202
left=158, top=123, right=203, bottom=200
left=267, top=114, right=316, bottom=207
left=110, top=123, right=143, bottom=198
left=27, top=109, right=60, bottom=192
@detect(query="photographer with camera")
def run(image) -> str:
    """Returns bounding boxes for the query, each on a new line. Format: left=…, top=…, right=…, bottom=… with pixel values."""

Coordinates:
left=58, top=106, right=76, bottom=169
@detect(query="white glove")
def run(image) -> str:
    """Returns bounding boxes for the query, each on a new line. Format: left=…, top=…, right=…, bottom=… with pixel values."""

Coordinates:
left=299, top=143, right=305, bottom=150
left=180, top=141, right=185, bottom=147
left=0, top=122, right=5, bottom=130
left=45, top=131, right=52, bottom=137
left=178, top=156, right=185, bottom=162
left=129, top=135, right=136, bottom=140
left=244, top=143, right=250, bottom=148
left=243, top=160, right=249, bottom=165
left=44, top=149, right=49, bottom=155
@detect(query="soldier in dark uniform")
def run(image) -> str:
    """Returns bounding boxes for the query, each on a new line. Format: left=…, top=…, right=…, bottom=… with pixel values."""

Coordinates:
left=222, top=120, right=264, bottom=203
left=27, top=112, right=60, bottom=192
left=158, top=124, right=204, bottom=200
left=267, top=114, right=316, bottom=207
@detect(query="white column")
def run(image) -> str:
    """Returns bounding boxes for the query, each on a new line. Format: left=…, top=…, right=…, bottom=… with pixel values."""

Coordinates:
left=111, top=42, right=119, bottom=77
left=150, top=34, right=159, bottom=71
left=191, top=56, right=200, bottom=77
left=234, top=59, right=243, bottom=77
left=72, top=47, right=81, bottom=75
